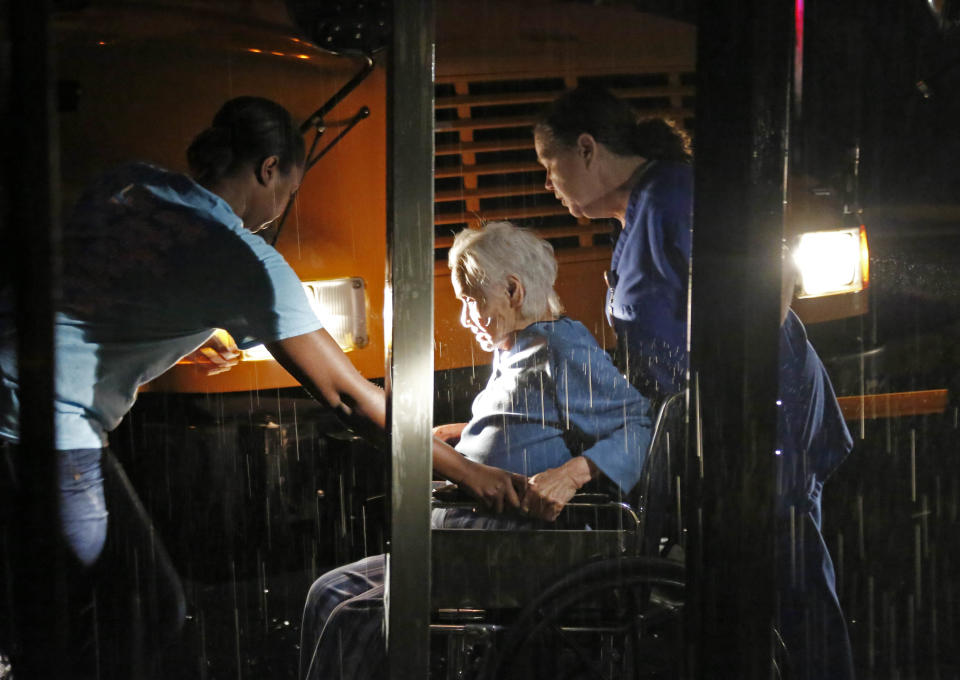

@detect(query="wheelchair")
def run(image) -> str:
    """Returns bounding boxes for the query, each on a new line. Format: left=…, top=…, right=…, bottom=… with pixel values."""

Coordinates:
left=428, top=392, right=688, bottom=680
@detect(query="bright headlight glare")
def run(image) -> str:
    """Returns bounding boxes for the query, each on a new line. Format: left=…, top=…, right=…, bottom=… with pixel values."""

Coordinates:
left=794, top=228, right=863, bottom=298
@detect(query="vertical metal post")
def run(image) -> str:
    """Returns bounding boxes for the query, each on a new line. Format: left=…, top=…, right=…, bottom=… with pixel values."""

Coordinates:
left=687, top=0, right=795, bottom=678
left=386, top=0, right=435, bottom=678
left=4, top=0, right=67, bottom=676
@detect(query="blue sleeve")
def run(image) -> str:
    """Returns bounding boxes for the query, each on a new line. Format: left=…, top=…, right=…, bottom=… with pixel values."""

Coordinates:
left=222, top=233, right=325, bottom=349
left=777, top=311, right=853, bottom=504
left=551, top=334, right=654, bottom=492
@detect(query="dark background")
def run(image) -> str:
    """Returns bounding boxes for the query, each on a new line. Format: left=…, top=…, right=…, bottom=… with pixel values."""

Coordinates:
left=798, top=1, right=960, bottom=676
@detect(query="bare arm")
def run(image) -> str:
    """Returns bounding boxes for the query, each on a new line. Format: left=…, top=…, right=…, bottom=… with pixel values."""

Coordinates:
left=267, top=329, right=386, bottom=440
left=266, top=329, right=523, bottom=511
left=432, top=422, right=468, bottom=446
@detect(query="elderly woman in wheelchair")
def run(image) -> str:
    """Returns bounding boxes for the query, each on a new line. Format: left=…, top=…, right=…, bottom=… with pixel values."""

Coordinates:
left=298, top=221, right=675, bottom=680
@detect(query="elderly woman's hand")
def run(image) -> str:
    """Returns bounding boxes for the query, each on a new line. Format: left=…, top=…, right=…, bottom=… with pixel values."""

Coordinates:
left=521, top=456, right=597, bottom=522
left=458, top=460, right=527, bottom=514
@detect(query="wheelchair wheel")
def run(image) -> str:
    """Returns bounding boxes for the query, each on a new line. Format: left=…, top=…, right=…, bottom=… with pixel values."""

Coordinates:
left=476, top=556, right=685, bottom=680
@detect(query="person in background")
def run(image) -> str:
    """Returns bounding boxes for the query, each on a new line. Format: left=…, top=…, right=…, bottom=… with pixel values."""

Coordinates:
left=299, top=221, right=654, bottom=680
left=0, top=96, right=519, bottom=678
left=534, top=86, right=855, bottom=679
left=535, top=86, right=692, bottom=402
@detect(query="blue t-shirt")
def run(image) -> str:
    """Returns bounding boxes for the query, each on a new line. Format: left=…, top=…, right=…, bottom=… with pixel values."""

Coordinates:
left=607, top=161, right=692, bottom=399
left=0, top=162, right=323, bottom=449
left=455, top=317, right=653, bottom=493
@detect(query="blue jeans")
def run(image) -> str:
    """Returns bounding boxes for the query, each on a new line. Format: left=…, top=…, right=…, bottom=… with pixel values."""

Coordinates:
left=58, top=447, right=109, bottom=567
left=300, top=554, right=388, bottom=680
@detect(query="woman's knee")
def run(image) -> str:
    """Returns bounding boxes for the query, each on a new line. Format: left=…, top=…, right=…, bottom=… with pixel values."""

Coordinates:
left=58, top=448, right=109, bottom=567
left=305, top=555, right=387, bottom=621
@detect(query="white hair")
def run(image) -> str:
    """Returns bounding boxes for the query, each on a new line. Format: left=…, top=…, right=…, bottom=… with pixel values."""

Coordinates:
left=447, top=221, right=564, bottom=320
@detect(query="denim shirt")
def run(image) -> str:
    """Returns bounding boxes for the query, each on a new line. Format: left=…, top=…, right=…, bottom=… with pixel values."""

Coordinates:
left=455, top=317, right=653, bottom=493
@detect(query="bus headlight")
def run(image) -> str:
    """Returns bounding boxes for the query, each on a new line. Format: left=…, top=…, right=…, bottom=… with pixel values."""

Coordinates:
left=794, top=225, right=869, bottom=298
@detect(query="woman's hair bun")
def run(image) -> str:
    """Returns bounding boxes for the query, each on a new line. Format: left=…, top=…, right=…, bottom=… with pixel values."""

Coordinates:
left=187, top=126, right=235, bottom=185
left=633, top=117, right=692, bottom=162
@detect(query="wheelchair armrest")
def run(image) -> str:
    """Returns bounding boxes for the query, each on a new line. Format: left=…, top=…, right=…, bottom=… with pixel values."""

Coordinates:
left=431, top=483, right=615, bottom=508
left=565, top=492, right=616, bottom=505
left=431, top=485, right=641, bottom=537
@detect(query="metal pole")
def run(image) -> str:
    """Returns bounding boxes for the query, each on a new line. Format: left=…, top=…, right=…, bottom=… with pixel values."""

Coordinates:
left=385, top=0, right=435, bottom=677
left=5, top=0, right=67, bottom=676
left=687, top=0, right=795, bottom=677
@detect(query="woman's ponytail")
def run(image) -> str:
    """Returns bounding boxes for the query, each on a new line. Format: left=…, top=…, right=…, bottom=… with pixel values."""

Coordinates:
left=631, top=117, right=692, bottom=163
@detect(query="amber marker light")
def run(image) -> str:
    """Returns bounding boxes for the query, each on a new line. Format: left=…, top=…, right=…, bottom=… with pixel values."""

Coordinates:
left=859, top=224, right=870, bottom=288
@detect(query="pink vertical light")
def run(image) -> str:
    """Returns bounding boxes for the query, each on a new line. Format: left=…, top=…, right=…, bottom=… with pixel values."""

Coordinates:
left=794, top=0, right=805, bottom=111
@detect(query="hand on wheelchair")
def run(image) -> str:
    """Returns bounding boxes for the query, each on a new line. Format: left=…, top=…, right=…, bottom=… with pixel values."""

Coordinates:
left=521, top=456, right=597, bottom=522
left=456, top=459, right=528, bottom=514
